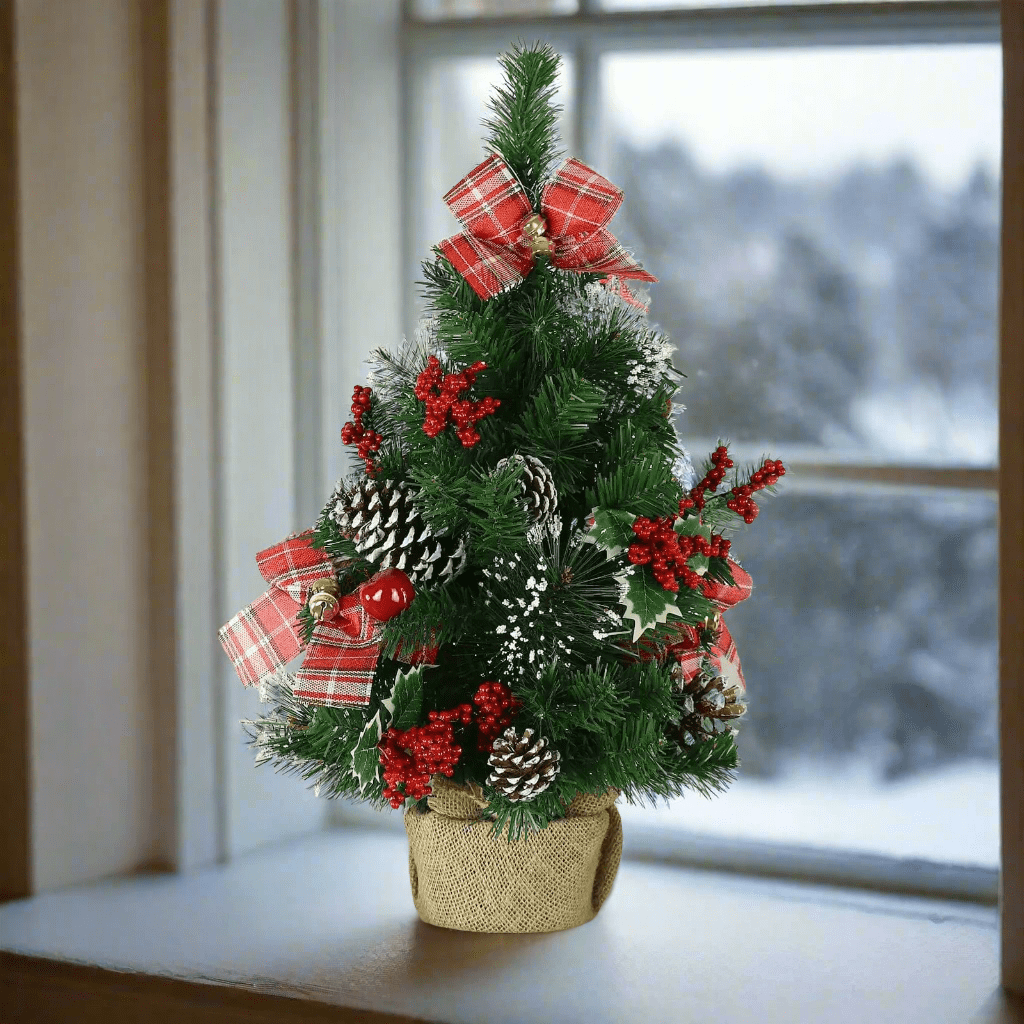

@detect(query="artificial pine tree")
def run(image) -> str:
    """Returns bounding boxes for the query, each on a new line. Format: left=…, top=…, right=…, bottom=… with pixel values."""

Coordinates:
left=220, top=43, right=784, bottom=931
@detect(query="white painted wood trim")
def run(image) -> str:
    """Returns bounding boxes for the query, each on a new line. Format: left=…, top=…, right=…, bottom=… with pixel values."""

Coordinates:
left=1000, top=0, right=1024, bottom=995
left=0, top=829, right=1004, bottom=1024
left=214, top=0, right=328, bottom=855
left=291, top=0, right=325, bottom=531
left=318, top=0, right=403, bottom=495
left=168, top=0, right=225, bottom=871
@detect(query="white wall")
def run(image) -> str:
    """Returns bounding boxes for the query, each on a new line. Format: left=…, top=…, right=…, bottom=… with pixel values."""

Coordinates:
left=217, top=0, right=327, bottom=855
left=17, top=0, right=158, bottom=890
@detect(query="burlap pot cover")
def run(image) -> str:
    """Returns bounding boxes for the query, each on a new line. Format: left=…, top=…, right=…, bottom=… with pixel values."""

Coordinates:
left=404, top=776, right=623, bottom=933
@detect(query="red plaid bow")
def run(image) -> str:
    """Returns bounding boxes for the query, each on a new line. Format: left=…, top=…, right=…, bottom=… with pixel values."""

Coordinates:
left=669, top=560, right=753, bottom=693
left=218, top=532, right=381, bottom=708
left=439, top=154, right=657, bottom=300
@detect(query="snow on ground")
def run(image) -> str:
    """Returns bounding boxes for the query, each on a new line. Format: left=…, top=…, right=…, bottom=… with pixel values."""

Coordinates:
left=618, top=760, right=999, bottom=867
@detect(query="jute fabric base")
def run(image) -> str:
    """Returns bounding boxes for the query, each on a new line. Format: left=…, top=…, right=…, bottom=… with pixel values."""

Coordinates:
left=404, top=777, right=622, bottom=933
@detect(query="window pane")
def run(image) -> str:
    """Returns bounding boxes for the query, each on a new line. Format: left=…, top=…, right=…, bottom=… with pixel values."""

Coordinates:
left=411, top=55, right=575, bottom=308
left=413, top=0, right=576, bottom=19
left=621, top=487, right=999, bottom=867
left=599, top=47, right=1001, bottom=868
left=603, top=47, right=1001, bottom=465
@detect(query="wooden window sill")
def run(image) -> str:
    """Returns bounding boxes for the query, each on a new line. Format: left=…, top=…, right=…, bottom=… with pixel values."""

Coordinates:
left=0, top=828, right=1019, bottom=1024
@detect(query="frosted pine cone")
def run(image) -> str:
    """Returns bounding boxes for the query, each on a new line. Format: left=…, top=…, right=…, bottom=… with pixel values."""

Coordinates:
left=486, top=726, right=561, bottom=802
left=670, top=666, right=746, bottom=746
left=327, top=478, right=467, bottom=584
left=495, top=454, right=558, bottom=522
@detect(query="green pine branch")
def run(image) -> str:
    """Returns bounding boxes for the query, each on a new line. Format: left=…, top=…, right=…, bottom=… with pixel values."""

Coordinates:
left=482, top=42, right=563, bottom=202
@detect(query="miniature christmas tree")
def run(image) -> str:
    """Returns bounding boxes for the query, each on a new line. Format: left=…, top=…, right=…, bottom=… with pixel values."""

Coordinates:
left=220, top=43, right=784, bottom=847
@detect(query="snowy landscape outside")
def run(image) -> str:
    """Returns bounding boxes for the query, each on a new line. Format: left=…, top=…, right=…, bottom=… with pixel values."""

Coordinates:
left=415, top=43, right=1002, bottom=868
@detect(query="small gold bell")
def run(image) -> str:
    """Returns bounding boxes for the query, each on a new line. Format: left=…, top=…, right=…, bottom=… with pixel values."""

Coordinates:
left=521, top=213, right=552, bottom=254
left=308, top=577, right=341, bottom=623
left=703, top=609, right=722, bottom=635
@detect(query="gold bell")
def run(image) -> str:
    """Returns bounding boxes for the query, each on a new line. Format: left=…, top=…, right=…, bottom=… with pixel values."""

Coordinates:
left=521, top=213, right=552, bottom=254
left=703, top=609, right=722, bottom=635
left=308, top=577, right=341, bottom=623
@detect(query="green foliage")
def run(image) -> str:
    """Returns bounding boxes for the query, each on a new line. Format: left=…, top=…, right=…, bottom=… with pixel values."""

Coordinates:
left=408, top=460, right=531, bottom=563
left=618, top=565, right=682, bottom=643
left=482, top=42, right=562, bottom=202
left=243, top=678, right=385, bottom=804
left=584, top=506, right=636, bottom=557
left=484, top=660, right=738, bottom=840
left=510, top=371, right=606, bottom=490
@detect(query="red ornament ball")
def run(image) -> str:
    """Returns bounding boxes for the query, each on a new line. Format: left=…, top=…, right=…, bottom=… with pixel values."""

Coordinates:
left=358, top=568, right=416, bottom=622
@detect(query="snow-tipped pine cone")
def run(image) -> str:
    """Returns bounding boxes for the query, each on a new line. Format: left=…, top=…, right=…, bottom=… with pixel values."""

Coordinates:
left=495, top=453, right=558, bottom=522
left=670, top=667, right=746, bottom=746
left=486, top=726, right=561, bottom=802
left=327, top=478, right=467, bottom=584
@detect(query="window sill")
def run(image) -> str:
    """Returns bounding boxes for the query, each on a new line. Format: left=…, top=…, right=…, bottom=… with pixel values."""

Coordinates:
left=0, top=828, right=1016, bottom=1024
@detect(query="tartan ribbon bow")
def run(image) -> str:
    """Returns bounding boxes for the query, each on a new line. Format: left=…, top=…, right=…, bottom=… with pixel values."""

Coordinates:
left=439, top=154, right=657, bottom=300
left=669, top=559, right=753, bottom=693
left=218, top=532, right=381, bottom=708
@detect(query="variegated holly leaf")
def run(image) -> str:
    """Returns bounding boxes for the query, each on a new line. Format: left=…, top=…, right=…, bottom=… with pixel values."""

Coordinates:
left=616, top=565, right=682, bottom=642
left=381, top=666, right=424, bottom=733
left=351, top=711, right=383, bottom=793
left=584, top=507, right=637, bottom=558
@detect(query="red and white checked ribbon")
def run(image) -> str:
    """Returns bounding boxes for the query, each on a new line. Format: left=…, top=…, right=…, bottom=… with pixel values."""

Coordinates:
left=439, top=154, right=657, bottom=300
left=217, top=532, right=381, bottom=708
left=670, top=559, right=753, bottom=692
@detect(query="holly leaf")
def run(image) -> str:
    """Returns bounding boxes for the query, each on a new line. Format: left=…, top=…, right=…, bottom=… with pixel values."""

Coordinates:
left=351, top=711, right=383, bottom=794
left=381, top=666, right=424, bottom=732
left=675, top=516, right=712, bottom=540
left=584, top=507, right=637, bottom=558
left=616, top=565, right=682, bottom=642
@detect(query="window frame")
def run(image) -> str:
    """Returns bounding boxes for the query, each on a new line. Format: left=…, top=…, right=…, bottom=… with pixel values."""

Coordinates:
left=390, top=0, right=1020, bottom=986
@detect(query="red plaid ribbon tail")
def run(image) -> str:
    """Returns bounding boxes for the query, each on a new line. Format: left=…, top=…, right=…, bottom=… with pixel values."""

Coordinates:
left=218, top=531, right=332, bottom=689
left=600, top=276, right=650, bottom=312
left=292, top=597, right=382, bottom=708
left=218, top=531, right=381, bottom=707
left=672, top=559, right=753, bottom=691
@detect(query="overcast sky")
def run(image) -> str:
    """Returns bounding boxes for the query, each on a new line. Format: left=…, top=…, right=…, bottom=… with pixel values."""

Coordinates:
left=452, top=42, right=1001, bottom=192
left=603, top=45, right=1002, bottom=190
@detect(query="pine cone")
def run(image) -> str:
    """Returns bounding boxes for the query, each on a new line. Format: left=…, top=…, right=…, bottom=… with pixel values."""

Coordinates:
left=486, top=726, right=561, bottom=802
left=495, top=454, right=558, bottom=522
left=328, top=478, right=467, bottom=584
left=670, top=666, right=746, bottom=747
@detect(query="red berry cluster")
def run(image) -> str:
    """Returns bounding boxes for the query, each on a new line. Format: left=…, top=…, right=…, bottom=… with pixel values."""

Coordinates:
left=727, top=459, right=786, bottom=524
left=628, top=516, right=694, bottom=593
left=679, top=445, right=733, bottom=514
left=629, top=516, right=733, bottom=594
left=473, top=680, right=522, bottom=752
left=376, top=680, right=522, bottom=807
left=414, top=355, right=501, bottom=448
left=340, top=385, right=383, bottom=476
left=378, top=703, right=474, bottom=808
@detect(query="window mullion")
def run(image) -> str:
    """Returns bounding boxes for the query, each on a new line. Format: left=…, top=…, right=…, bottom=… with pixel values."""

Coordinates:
left=404, top=3, right=1000, bottom=56
left=573, top=26, right=601, bottom=168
